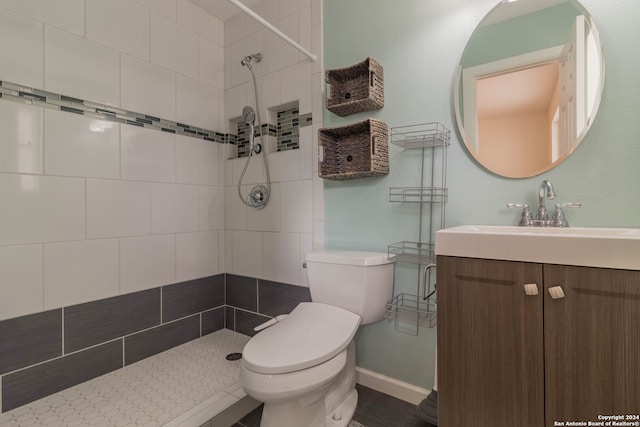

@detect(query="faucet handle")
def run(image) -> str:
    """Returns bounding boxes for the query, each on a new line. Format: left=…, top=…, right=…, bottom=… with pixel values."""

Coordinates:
left=507, top=203, right=533, bottom=227
left=550, top=202, right=582, bottom=227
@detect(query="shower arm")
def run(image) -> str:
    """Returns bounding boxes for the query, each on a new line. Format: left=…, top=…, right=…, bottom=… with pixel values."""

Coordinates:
left=226, top=0, right=317, bottom=62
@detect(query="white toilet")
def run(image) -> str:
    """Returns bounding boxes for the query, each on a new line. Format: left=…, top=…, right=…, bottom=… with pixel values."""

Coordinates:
left=240, top=250, right=394, bottom=427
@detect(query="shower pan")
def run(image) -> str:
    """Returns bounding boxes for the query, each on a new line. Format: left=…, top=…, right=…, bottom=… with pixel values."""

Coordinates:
left=237, top=52, right=271, bottom=210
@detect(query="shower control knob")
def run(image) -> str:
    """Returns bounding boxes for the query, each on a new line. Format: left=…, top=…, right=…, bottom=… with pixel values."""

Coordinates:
left=332, top=412, right=342, bottom=421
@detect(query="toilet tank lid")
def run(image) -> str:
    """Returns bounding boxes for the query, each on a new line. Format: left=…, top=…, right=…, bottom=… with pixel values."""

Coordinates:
left=305, top=250, right=393, bottom=266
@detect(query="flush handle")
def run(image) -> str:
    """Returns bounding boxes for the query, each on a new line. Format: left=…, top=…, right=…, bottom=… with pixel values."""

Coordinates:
left=422, top=263, right=437, bottom=300
left=524, top=283, right=539, bottom=296
left=548, top=286, right=566, bottom=299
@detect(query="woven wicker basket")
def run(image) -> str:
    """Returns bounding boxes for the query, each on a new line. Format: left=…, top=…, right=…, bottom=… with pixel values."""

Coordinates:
left=325, top=57, right=384, bottom=117
left=318, top=119, right=389, bottom=180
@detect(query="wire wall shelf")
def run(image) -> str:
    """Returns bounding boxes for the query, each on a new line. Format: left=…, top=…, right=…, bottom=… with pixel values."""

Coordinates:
left=390, top=122, right=451, bottom=149
left=385, top=122, right=449, bottom=333
left=389, top=187, right=448, bottom=203
left=385, top=293, right=437, bottom=329
left=388, top=241, right=435, bottom=265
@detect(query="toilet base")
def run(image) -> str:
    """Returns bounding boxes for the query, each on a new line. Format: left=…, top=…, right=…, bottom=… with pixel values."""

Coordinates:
left=259, top=388, right=357, bottom=427
left=257, top=342, right=358, bottom=427
left=326, top=388, right=357, bottom=427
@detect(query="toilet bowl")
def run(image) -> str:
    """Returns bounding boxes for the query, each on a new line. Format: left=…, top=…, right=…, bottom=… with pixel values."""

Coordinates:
left=241, top=302, right=360, bottom=427
left=240, top=250, right=394, bottom=427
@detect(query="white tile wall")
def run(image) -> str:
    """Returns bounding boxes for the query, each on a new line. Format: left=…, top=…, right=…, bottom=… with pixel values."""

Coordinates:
left=0, top=245, right=44, bottom=321
left=0, top=0, right=227, bottom=320
left=44, top=240, right=120, bottom=309
left=121, top=54, right=177, bottom=121
left=224, top=185, right=248, bottom=231
left=150, top=13, right=199, bottom=79
left=0, top=174, right=85, bottom=245
left=281, top=180, right=313, bottom=233
left=86, top=0, right=150, bottom=60
left=44, top=110, right=120, bottom=179
left=177, top=0, right=221, bottom=44
left=199, top=38, right=225, bottom=89
left=176, top=135, right=220, bottom=185
left=0, top=0, right=321, bottom=320
left=87, top=179, right=151, bottom=239
left=228, top=230, right=263, bottom=278
left=247, top=183, right=281, bottom=232
left=0, top=0, right=84, bottom=35
left=281, top=61, right=312, bottom=112
left=150, top=183, right=200, bottom=234
left=0, top=8, right=43, bottom=88
left=0, top=102, right=44, bottom=175
left=261, top=13, right=299, bottom=74
left=176, top=231, right=220, bottom=282
left=133, top=0, right=176, bottom=21
left=121, top=126, right=176, bottom=183
left=262, top=232, right=300, bottom=285
left=199, top=186, right=225, bottom=231
left=44, top=26, right=121, bottom=107
left=298, top=7, right=312, bottom=64
left=176, top=76, right=221, bottom=130
left=223, top=0, right=323, bottom=286
left=120, top=235, right=176, bottom=293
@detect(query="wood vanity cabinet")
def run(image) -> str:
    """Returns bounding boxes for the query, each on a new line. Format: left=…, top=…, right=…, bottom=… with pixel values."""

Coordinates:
left=437, top=255, right=640, bottom=427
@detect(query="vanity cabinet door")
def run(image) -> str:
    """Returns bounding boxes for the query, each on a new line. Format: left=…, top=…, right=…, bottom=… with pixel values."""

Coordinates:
left=437, top=256, right=545, bottom=427
left=544, top=265, right=640, bottom=425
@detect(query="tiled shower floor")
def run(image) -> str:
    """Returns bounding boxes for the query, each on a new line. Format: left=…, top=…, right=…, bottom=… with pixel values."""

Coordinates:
left=0, top=329, right=250, bottom=427
left=0, top=328, right=434, bottom=427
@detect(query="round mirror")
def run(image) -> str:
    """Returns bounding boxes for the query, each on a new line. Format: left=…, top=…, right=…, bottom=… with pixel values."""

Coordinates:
left=454, top=0, right=605, bottom=178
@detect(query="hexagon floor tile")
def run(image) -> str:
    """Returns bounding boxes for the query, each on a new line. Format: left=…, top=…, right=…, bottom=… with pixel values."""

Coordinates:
left=0, top=329, right=250, bottom=427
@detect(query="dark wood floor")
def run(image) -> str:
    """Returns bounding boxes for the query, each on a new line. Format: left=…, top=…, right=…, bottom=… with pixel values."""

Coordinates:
left=232, top=384, right=434, bottom=427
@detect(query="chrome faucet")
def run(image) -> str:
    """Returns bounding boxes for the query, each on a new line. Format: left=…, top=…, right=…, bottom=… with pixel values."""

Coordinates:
left=508, top=180, right=581, bottom=227
left=535, top=180, right=556, bottom=225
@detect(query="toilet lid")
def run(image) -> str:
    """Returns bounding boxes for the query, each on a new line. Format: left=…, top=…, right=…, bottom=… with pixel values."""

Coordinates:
left=242, top=302, right=361, bottom=375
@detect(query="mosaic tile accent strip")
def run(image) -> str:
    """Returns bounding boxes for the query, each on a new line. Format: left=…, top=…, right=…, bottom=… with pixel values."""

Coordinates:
left=234, top=106, right=311, bottom=158
left=0, top=80, right=225, bottom=143
left=300, top=112, right=313, bottom=127
left=235, top=122, right=279, bottom=158
left=277, top=107, right=300, bottom=152
left=0, top=330, right=250, bottom=427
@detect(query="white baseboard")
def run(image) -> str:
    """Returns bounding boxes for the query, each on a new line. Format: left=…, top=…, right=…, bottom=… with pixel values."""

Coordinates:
left=355, top=367, right=429, bottom=406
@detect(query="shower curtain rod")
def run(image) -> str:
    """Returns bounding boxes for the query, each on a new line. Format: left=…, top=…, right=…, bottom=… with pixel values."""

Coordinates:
left=227, top=0, right=317, bottom=62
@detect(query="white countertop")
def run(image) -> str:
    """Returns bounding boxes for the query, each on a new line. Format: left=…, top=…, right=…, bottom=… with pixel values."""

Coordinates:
left=435, top=225, right=640, bottom=270
left=0, top=329, right=250, bottom=427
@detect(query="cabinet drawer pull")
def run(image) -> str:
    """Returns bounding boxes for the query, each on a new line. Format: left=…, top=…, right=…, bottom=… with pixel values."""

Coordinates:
left=524, top=283, right=539, bottom=296
left=548, top=286, right=566, bottom=299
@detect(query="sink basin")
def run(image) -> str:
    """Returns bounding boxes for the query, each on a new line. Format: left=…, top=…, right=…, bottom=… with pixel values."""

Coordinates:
left=435, top=225, right=640, bottom=270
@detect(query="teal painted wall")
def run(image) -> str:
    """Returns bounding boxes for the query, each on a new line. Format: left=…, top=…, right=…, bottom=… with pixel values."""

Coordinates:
left=324, top=0, right=640, bottom=389
left=463, top=2, right=581, bottom=68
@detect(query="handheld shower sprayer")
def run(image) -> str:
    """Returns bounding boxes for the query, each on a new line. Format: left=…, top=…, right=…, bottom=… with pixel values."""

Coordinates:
left=242, top=105, right=255, bottom=125
left=240, top=53, right=262, bottom=69
left=238, top=52, right=270, bottom=210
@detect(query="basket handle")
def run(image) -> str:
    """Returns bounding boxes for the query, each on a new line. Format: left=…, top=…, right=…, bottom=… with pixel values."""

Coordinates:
left=318, top=144, right=324, bottom=163
left=369, top=71, right=375, bottom=87
left=371, top=136, right=376, bottom=155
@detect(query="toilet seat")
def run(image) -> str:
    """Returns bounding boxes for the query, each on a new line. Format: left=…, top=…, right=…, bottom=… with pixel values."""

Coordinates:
left=242, top=302, right=361, bottom=375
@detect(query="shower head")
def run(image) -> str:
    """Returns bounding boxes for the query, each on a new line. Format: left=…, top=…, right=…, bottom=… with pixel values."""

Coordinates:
left=240, top=53, right=262, bottom=69
left=242, top=106, right=255, bottom=125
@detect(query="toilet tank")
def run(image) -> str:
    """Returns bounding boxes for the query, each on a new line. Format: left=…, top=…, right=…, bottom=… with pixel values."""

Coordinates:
left=305, top=250, right=394, bottom=325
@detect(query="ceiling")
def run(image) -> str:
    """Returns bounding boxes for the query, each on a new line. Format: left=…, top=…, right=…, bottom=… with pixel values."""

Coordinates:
left=192, top=0, right=261, bottom=21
